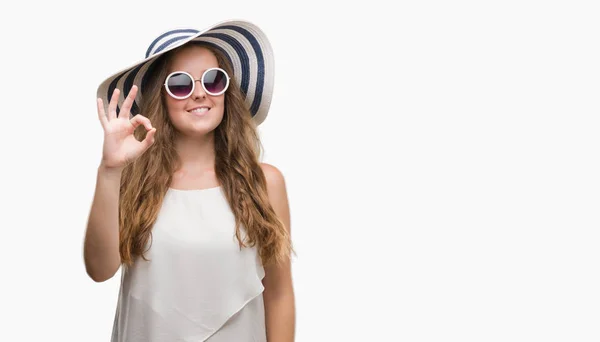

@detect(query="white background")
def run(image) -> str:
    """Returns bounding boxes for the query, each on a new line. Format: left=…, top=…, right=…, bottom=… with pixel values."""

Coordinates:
left=0, top=0, right=598, bottom=341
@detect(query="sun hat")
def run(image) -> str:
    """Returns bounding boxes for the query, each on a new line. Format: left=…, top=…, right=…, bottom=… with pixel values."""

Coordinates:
left=96, top=19, right=274, bottom=125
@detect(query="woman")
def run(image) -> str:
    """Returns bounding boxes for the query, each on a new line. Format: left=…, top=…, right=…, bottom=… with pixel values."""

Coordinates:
left=83, top=20, right=295, bottom=342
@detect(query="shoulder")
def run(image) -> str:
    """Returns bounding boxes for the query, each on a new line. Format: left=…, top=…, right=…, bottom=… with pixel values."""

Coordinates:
left=259, top=163, right=289, bottom=210
left=260, top=163, right=291, bottom=234
left=260, top=162, right=286, bottom=190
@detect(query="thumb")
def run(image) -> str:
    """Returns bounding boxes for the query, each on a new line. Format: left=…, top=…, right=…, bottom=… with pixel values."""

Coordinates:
left=141, top=127, right=157, bottom=149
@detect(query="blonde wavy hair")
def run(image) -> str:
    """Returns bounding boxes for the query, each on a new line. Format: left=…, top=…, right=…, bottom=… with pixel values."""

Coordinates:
left=118, top=42, right=292, bottom=268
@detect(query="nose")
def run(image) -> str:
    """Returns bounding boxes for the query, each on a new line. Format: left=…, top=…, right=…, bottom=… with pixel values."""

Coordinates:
left=192, top=79, right=206, bottom=100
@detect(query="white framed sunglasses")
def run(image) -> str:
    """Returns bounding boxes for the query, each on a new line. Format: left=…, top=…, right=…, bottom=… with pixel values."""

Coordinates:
left=164, top=67, right=231, bottom=99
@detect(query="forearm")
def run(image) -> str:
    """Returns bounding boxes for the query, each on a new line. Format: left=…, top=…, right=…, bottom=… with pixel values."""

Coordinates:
left=264, top=290, right=296, bottom=342
left=83, top=164, right=123, bottom=282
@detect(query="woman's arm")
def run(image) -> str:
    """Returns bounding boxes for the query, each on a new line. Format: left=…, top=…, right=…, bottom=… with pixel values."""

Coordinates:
left=261, top=163, right=296, bottom=342
left=82, top=163, right=123, bottom=282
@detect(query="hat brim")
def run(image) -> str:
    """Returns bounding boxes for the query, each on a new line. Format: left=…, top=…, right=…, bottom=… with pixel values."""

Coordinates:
left=96, top=19, right=274, bottom=126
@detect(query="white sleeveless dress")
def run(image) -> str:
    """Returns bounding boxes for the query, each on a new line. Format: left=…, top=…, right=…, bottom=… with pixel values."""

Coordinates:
left=111, top=186, right=267, bottom=342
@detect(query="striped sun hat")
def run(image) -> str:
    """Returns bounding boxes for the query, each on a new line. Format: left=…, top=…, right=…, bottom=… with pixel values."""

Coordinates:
left=96, top=19, right=274, bottom=126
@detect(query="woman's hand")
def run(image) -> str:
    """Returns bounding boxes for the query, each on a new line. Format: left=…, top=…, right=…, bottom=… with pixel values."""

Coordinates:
left=96, top=85, right=156, bottom=170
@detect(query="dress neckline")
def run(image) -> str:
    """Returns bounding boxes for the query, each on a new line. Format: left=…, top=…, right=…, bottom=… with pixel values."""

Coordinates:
left=168, top=186, right=222, bottom=193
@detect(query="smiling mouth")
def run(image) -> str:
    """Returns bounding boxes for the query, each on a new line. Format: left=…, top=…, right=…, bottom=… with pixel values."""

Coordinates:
left=188, top=107, right=210, bottom=115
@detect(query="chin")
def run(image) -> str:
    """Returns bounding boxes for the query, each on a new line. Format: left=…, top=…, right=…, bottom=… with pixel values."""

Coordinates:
left=173, top=110, right=222, bottom=130
left=188, top=120, right=219, bottom=132
left=186, top=119, right=223, bottom=136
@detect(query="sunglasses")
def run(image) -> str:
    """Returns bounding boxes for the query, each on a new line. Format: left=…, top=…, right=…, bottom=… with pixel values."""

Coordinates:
left=164, top=68, right=230, bottom=99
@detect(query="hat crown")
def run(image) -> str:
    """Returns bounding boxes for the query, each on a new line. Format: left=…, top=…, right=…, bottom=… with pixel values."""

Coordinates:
left=145, top=29, right=200, bottom=59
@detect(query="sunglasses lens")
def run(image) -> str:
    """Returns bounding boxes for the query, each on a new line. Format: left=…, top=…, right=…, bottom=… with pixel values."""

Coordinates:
left=203, top=69, right=228, bottom=94
left=167, top=73, right=193, bottom=97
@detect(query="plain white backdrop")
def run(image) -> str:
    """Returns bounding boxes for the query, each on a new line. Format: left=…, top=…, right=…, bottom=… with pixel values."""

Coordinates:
left=0, top=0, right=598, bottom=341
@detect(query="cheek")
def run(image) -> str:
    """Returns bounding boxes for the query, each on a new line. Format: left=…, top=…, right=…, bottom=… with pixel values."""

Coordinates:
left=215, top=96, right=226, bottom=111
left=165, top=98, right=187, bottom=120
left=212, top=93, right=225, bottom=105
left=215, top=98, right=226, bottom=118
left=165, top=97, right=185, bottom=112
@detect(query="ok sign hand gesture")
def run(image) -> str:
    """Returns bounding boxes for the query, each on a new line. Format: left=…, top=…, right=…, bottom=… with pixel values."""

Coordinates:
left=96, top=86, right=156, bottom=170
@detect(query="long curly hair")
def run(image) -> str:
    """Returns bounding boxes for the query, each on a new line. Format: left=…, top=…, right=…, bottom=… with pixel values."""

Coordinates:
left=118, top=42, right=292, bottom=268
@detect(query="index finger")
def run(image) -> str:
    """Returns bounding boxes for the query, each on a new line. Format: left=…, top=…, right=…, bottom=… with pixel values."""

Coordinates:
left=107, top=88, right=120, bottom=120
left=120, top=85, right=139, bottom=119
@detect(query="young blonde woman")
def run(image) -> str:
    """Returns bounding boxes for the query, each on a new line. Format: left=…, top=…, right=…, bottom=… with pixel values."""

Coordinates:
left=83, top=20, right=295, bottom=342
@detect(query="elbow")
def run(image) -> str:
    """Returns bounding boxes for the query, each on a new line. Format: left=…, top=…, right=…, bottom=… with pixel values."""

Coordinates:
left=84, top=259, right=120, bottom=283
left=86, top=267, right=116, bottom=283
left=88, top=271, right=113, bottom=283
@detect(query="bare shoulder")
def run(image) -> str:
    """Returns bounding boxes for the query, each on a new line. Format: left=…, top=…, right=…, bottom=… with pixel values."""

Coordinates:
left=260, top=162, right=286, bottom=190
left=259, top=163, right=289, bottom=216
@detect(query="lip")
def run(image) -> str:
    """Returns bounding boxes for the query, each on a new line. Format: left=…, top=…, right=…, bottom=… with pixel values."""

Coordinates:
left=187, top=106, right=211, bottom=116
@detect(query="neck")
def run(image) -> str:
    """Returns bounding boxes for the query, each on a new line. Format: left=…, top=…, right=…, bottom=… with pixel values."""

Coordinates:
left=173, top=131, right=216, bottom=171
